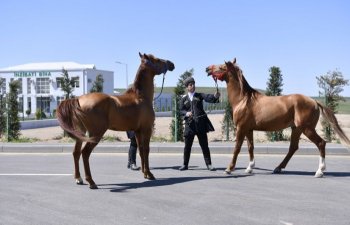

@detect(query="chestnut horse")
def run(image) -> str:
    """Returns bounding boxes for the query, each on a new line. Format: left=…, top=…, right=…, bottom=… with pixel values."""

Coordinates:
left=206, top=58, right=350, bottom=177
left=57, top=53, right=175, bottom=189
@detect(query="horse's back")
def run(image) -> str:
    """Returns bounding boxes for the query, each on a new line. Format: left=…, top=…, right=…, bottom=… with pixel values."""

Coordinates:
left=249, top=94, right=319, bottom=130
left=78, top=92, right=110, bottom=109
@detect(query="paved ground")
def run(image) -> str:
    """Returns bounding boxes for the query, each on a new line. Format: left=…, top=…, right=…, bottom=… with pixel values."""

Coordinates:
left=1, top=152, right=350, bottom=225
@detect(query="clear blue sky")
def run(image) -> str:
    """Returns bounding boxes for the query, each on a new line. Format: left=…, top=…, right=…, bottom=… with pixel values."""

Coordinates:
left=1, top=0, right=349, bottom=96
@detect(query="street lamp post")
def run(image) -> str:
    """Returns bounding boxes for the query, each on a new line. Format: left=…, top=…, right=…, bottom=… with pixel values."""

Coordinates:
left=115, top=61, right=128, bottom=89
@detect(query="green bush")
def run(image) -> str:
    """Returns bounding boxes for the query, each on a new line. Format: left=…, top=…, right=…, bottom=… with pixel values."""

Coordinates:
left=35, top=109, right=47, bottom=120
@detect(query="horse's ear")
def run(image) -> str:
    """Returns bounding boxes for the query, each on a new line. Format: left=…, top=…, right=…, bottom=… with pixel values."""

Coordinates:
left=233, top=58, right=236, bottom=64
left=143, top=53, right=150, bottom=60
left=139, top=52, right=143, bottom=58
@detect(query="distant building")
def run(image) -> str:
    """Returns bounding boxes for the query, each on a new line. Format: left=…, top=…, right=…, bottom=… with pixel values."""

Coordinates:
left=0, top=62, right=113, bottom=116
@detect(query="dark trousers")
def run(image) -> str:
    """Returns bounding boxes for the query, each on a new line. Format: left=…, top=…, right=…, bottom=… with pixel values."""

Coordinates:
left=183, top=132, right=212, bottom=166
left=128, top=136, right=138, bottom=164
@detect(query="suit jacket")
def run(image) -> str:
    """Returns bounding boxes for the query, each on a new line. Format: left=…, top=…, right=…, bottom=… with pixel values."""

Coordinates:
left=179, top=92, right=219, bottom=136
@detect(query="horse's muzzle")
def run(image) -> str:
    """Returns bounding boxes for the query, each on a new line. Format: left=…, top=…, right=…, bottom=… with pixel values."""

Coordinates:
left=205, top=66, right=213, bottom=76
left=167, top=61, right=175, bottom=71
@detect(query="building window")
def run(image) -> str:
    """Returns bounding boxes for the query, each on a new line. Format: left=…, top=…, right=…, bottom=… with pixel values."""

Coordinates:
left=0, top=78, right=6, bottom=94
left=72, top=77, right=80, bottom=88
left=36, top=96, right=50, bottom=113
left=27, top=78, right=31, bottom=94
left=27, top=97, right=31, bottom=113
left=36, top=78, right=50, bottom=94
left=18, top=78, right=23, bottom=94
left=56, top=77, right=63, bottom=88
left=18, top=97, right=23, bottom=112
left=57, top=96, right=65, bottom=107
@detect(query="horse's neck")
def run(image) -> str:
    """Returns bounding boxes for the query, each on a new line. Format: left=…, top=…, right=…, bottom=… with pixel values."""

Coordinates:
left=133, top=68, right=154, bottom=103
left=227, top=80, right=244, bottom=106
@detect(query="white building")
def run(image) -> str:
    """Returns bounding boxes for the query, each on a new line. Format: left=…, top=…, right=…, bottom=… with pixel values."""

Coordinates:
left=0, top=62, right=114, bottom=116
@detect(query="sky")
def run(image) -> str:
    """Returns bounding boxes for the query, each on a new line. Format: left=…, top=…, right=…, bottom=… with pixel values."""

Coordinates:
left=1, top=0, right=349, bottom=96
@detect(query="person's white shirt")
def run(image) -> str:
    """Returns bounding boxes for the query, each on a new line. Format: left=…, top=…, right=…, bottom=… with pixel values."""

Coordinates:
left=188, top=92, right=195, bottom=101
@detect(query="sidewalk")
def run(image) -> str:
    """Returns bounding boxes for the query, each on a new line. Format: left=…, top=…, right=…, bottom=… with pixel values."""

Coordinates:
left=1, top=141, right=349, bottom=155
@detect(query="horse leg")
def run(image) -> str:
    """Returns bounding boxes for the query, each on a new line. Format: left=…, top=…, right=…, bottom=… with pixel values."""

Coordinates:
left=81, top=142, right=99, bottom=189
left=303, top=128, right=326, bottom=178
left=139, top=129, right=155, bottom=180
left=142, top=145, right=155, bottom=180
left=135, top=131, right=145, bottom=173
left=245, top=131, right=255, bottom=174
left=225, top=129, right=245, bottom=174
left=273, top=127, right=302, bottom=174
left=73, top=140, right=83, bottom=185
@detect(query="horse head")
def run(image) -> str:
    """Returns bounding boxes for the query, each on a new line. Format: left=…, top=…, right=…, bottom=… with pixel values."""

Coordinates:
left=206, top=58, right=237, bottom=82
left=139, top=52, right=175, bottom=75
left=207, top=58, right=256, bottom=98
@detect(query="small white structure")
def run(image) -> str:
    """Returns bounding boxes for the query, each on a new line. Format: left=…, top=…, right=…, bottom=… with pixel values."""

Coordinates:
left=0, top=62, right=114, bottom=116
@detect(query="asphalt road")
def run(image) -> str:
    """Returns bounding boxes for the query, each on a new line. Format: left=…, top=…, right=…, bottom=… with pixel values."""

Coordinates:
left=1, top=152, right=350, bottom=225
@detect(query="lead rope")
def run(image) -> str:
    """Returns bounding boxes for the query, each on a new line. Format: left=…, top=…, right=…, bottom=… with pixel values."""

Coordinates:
left=206, top=75, right=219, bottom=114
left=153, top=72, right=166, bottom=101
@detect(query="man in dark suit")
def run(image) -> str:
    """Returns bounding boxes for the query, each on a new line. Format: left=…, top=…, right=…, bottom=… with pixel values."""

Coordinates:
left=179, top=77, right=220, bottom=171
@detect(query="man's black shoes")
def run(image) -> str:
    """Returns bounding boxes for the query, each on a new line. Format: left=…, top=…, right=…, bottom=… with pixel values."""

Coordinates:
left=207, top=164, right=216, bottom=171
left=179, top=165, right=188, bottom=171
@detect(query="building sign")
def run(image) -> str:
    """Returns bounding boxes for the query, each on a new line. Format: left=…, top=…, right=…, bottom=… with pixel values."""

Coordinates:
left=14, top=71, right=52, bottom=77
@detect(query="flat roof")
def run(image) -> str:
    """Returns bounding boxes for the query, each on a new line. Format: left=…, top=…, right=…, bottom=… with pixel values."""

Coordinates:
left=0, top=62, right=96, bottom=72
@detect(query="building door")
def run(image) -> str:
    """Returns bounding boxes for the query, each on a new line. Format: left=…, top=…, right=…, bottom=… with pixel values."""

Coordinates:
left=36, top=96, right=51, bottom=114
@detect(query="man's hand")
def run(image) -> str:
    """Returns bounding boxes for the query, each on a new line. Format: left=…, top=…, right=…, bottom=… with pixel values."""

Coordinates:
left=214, top=91, right=221, bottom=98
left=186, top=112, right=193, bottom=117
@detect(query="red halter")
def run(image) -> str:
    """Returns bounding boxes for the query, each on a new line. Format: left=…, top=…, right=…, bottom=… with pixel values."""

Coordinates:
left=209, top=65, right=226, bottom=81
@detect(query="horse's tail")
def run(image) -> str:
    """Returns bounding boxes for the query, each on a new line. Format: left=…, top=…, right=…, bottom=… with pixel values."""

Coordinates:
left=56, top=98, right=98, bottom=143
left=316, top=101, right=350, bottom=146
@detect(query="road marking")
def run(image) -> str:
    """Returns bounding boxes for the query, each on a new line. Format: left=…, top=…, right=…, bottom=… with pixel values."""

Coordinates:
left=280, top=220, right=293, bottom=225
left=0, top=173, right=72, bottom=176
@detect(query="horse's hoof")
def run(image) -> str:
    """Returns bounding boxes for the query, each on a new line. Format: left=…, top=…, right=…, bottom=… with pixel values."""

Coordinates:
left=314, top=171, right=324, bottom=178
left=224, top=170, right=232, bottom=175
left=144, top=173, right=156, bottom=180
left=245, top=168, right=253, bottom=174
left=75, top=177, right=84, bottom=185
left=89, top=184, right=98, bottom=189
left=273, top=168, right=282, bottom=174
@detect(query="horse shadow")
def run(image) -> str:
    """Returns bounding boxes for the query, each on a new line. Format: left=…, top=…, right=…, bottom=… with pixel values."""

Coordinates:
left=151, top=166, right=270, bottom=172
left=98, top=173, right=251, bottom=192
left=278, top=170, right=350, bottom=177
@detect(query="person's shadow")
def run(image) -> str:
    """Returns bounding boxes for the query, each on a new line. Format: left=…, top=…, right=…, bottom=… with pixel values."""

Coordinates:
left=97, top=168, right=251, bottom=192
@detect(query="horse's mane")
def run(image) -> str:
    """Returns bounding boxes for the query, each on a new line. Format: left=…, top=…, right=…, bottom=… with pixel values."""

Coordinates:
left=232, top=64, right=259, bottom=100
left=126, top=55, right=156, bottom=97
left=125, top=66, right=144, bottom=96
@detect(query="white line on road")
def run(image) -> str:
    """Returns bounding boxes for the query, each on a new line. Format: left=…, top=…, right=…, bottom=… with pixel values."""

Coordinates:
left=0, top=173, right=72, bottom=176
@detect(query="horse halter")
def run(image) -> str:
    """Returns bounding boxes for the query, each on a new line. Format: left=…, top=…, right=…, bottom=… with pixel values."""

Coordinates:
left=145, top=59, right=169, bottom=101
left=209, top=65, right=226, bottom=82
left=209, top=65, right=226, bottom=93
left=145, top=59, right=169, bottom=75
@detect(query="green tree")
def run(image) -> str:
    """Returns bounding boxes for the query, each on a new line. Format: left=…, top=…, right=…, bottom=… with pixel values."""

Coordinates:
left=59, top=69, right=75, bottom=138
left=60, top=69, right=75, bottom=99
left=0, top=78, right=6, bottom=137
left=265, top=66, right=285, bottom=141
left=316, top=70, right=349, bottom=142
left=90, top=74, right=104, bottom=93
left=221, top=100, right=235, bottom=141
left=7, top=80, right=21, bottom=141
left=170, top=69, right=193, bottom=142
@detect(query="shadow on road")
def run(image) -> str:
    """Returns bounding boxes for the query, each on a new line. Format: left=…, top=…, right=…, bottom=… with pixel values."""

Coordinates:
left=98, top=174, right=251, bottom=192
left=281, top=170, right=350, bottom=177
